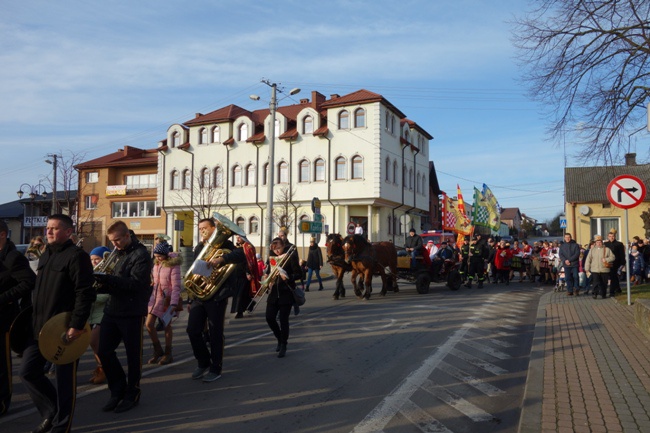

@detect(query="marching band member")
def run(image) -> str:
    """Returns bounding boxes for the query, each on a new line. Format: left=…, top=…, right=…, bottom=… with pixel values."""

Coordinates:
left=0, top=220, right=35, bottom=417
left=94, top=221, right=152, bottom=414
left=19, top=214, right=95, bottom=433
left=87, top=246, right=111, bottom=385
left=265, top=237, right=301, bottom=358
left=186, top=218, right=245, bottom=383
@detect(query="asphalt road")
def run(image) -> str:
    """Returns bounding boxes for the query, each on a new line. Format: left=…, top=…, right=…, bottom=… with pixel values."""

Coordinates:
left=1, top=279, right=546, bottom=433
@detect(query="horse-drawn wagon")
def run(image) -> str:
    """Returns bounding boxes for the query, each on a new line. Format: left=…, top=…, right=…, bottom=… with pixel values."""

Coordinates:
left=395, top=252, right=462, bottom=293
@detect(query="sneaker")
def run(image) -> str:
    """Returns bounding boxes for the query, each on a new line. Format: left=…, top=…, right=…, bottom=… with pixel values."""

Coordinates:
left=191, top=366, right=209, bottom=380
left=202, top=372, right=222, bottom=383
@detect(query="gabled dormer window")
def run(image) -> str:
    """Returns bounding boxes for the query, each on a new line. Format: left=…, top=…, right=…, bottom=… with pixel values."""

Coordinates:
left=239, top=124, right=248, bottom=141
left=212, top=126, right=220, bottom=143
left=303, top=116, right=313, bottom=134
left=338, top=111, right=349, bottom=129
left=199, top=128, right=207, bottom=144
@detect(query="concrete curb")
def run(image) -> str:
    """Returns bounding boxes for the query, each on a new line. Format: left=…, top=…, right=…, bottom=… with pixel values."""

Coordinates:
left=517, top=290, right=550, bottom=433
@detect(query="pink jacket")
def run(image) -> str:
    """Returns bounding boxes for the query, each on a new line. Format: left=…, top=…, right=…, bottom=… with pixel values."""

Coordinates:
left=148, top=254, right=182, bottom=318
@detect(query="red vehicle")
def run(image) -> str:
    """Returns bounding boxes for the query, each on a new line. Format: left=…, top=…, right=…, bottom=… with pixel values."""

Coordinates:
left=420, top=230, right=456, bottom=248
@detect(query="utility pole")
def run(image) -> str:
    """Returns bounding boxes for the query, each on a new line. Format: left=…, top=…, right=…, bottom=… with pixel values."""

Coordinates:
left=265, top=81, right=277, bottom=261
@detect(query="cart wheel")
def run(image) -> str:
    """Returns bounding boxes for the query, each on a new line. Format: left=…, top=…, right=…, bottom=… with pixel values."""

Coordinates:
left=447, top=270, right=461, bottom=291
left=416, top=273, right=430, bottom=294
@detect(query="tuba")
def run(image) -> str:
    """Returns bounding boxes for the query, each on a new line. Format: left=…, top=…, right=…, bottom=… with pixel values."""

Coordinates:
left=184, top=212, right=246, bottom=301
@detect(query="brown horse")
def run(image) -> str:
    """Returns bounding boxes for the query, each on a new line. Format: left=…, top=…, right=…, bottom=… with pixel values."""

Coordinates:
left=342, top=234, right=398, bottom=299
left=325, top=233, right=354, bottom=300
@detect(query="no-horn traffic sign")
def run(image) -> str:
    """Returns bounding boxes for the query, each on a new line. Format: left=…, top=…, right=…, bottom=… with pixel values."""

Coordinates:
left=606, top=175, right=646, bottom=209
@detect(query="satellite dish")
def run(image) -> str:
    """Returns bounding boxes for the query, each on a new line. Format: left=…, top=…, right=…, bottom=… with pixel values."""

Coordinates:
left=579, top=205, right=591, bottom=216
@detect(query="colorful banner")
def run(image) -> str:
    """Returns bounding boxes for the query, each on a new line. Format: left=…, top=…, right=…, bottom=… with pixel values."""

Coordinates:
left=442, top=192, right=472, bottom=235
left=472, top=185, right=500, bottom=231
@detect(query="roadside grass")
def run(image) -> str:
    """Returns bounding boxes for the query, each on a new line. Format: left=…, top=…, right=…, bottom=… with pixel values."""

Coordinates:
left=613, top=282, right=650, bottom=304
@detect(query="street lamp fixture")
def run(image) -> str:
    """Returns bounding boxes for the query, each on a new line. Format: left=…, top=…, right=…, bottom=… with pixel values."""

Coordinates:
left=249, top=82, right=300, bottom=258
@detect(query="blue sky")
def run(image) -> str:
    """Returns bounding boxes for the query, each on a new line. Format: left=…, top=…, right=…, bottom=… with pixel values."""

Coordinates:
left=0, top=0, right=569, bottom=222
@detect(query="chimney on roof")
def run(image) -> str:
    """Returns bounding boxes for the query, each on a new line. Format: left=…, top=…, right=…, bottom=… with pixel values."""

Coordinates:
left=195, top=113, right=203, bottom=118
left=312, top=91, right=325, bottom=109
left=625, top=153, right=637, bottom=166
left=300, top=98, right=309, bottom=104
left=330, top=94, right=340, bottom=100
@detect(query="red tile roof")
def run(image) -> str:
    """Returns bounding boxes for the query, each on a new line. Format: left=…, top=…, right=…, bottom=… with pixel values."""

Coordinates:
left=279, top=128, right=298, bottom=140
left=74, top=146, right=159, bottom=169
left=313, top=125, right=329, bottom=137
left=185, top=104, right=252, bottom=126
left=246, top=132, right=266, bottom=144
left=320, top=89, right=406, bottom=118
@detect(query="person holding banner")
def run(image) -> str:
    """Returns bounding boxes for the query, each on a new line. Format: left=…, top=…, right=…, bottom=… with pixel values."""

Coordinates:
left=145, top=242, right=182, bottom=366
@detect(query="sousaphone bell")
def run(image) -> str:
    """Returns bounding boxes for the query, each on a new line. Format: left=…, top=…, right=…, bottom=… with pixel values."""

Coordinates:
left=38, top=312, right=91, bottom=365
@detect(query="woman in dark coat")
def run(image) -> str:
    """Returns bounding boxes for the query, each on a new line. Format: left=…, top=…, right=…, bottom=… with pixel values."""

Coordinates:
left=265, top=237, right=301, bottom=358
left=305, top=237, right=324, bottom=291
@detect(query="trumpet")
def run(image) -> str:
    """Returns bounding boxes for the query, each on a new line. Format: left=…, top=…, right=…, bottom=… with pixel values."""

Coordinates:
left=93, top=247, right=119, bottom=289
left=247, top=245, right=296, bottom=312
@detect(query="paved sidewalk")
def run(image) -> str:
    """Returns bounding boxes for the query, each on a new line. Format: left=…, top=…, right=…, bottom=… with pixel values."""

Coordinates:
left=519, top=290, right=650, bottom=433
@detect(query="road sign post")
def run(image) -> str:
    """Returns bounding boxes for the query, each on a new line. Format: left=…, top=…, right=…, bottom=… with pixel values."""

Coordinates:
left=607, top=174, right=647, bottom=306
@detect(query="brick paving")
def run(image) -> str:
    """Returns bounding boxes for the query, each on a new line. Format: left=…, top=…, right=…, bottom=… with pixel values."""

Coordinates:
left=519, top=290, right=650, bottom=433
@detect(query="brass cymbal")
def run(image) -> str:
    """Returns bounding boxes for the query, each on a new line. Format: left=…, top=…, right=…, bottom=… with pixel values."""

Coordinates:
left=38, top=312, right=91, bottom=365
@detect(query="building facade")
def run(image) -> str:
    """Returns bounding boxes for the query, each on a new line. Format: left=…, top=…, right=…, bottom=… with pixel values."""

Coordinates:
left=75, top=146, right=166, bottom=252
left=158, top=89, right=433, bottom=254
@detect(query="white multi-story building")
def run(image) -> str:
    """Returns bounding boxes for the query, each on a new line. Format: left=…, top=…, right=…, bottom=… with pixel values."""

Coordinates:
left=158, top=89, right=432, bottom=252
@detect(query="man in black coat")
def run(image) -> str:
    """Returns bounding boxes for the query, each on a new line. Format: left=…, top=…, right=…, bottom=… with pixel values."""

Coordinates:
left=95, top=221, right=152, bottom=414
left=0, top=220, right=35, bottom=417
left=559, top=233, right=581, bottom=295
left=604, top=229, right=626, bottom=296
left=19, top=214, right=95, bottom=433
left=404, top=228, right=423, bottom=270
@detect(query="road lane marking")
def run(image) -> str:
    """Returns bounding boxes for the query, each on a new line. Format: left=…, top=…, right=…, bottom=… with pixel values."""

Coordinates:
left=438, top=362, right=505, bottom=397
left=399, top=399, right=453, bottom=433
left=449, top=348, right=508, bottom=375
left=460, top=340, right=511, bottom=360
left=421, top=379, right=495, bottom=422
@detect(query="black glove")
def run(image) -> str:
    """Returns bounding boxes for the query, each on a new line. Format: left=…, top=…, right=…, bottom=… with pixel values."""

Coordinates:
left=94, top=273, right=115, bottom=291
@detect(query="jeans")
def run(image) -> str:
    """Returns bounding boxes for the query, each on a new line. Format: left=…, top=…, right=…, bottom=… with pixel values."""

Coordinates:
left=564, top=266, right=579, bottom=293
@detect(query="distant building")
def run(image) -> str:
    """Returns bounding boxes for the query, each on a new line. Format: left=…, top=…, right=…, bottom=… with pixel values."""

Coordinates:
left=500, top=207, right=522, bottom=234
left=75, top=146, right=166, bottom=252
left=564, top=153, right=650, bottom=245
left=158, top=89, right=433, bottom=251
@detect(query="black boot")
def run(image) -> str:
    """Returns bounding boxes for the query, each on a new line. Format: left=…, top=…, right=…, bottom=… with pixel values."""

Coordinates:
left=278, top=343, right=287, bottom=358
left=318, top=283, right=324, bottom=291
left=477, top=281, right=483, bottom=289
left=275, top=340, right=281, bottom=352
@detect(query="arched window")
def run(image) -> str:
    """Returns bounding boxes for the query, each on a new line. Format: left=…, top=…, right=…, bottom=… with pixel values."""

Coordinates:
left=393, top=160, right=398, bottom=184
left=199, top=128, right=207, bottom=144
left=170, top=170, right=179, bottom=190
left=298, top=159, right=309, bottom=183
left=236, top=216, right=245, bottom=232
left=385, top=157, right=390, bottom=181
left=239, top=124, right=248, bottom=141
left=409, top=168, right=413, bottom=190
left=385, top=111, right=390, bottom=131
left=182, top=169, right=191, bottom=190
left=212, top=126, right=220, bottom=143
left=351, top=155, right=363, bottom=179
left=338, top=110, right=349, bottom=129
left=263, top=163, right=269, bottom=185
left=403, top=129, right=410, bottom=143
left=232, top=165, right=242, bottom=186
left=278, top=161, right=288, bottom=184
left=274, top=119, right=280, bottom=137
left=335, top=157, right=346, bottom=180
left=314, top=158, right=325, bottom=181
left=213, top=166, right=223, bottom=188
left=280, top=215, right=289, bottom=228
left=402, top=164, right=407, bottom=187
left=416, top=173, right=421, bottom=193
left=390, top=115, right=395, bottom=133
left=303, top=116, right=313, bottom=134
left=246, top=164, right=255, bottom=186
left=172, top=131, right=180, bottom=148
left=200, top=168, right=210, bottom=188
left=249, top=216, right=259, bottom=234
left=354, top=108, right=365, bottom=128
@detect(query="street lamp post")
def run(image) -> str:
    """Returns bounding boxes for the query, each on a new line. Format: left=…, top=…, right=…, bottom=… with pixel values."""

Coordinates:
left=45, top=154, right=59, bottom=215
left=249, top=81, right=300, bottom=259
left=17, top=183, right=48, bottom=242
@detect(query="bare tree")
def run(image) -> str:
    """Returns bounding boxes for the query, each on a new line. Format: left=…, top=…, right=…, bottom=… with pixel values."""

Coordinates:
left=272, top=186, right=302, bottom=235
left=169, top=172, right=227, bottom=220
left=512, top=0, right=650, bottom=163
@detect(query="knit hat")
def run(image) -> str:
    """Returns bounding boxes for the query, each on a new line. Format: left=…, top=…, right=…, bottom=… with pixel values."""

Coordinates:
left=153, top=242, right=170, bottom=256
left=255, top=253, right=261, bottom=260
left=90, top=246, right=110, bottom=258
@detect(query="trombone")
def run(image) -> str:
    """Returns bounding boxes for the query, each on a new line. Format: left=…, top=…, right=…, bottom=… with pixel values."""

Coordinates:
left=247, top=245, right=296, bottom=313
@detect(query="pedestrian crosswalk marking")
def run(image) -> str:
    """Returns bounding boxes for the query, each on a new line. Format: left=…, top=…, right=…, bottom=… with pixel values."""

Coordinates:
left=449, top=348, right=509, bottom=375
left=421, top=379, right=495, bottom=422
left=465, top=331, right=515, bottom=348
left=438, top=362, right=505, bottom=397
left=461, top=340, right=511, bottom=360
left=399, top=400, right=453, bottom=433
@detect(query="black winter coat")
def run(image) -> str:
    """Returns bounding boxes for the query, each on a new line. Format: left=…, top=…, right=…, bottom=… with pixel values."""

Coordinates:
left=306, top=245, right=323, bottom=269
left=267, top=247, right=301, bottom=306
left=33, top=240, right=95, bottom=338
left=98, top=236, right=152, bottom=318
left=0, top=240, right=35, bottom=331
